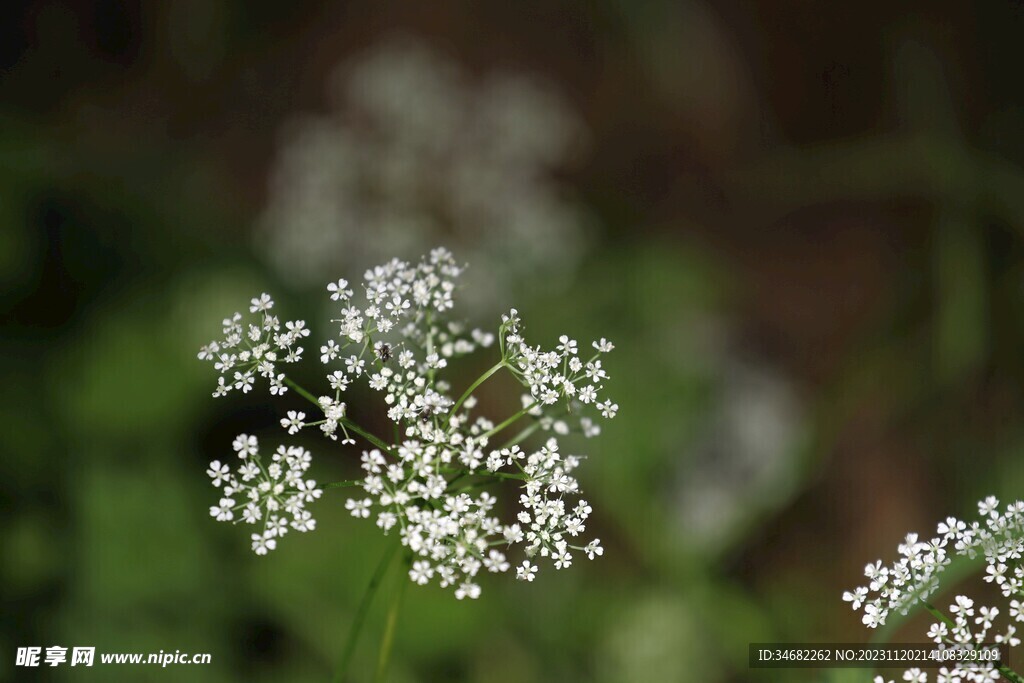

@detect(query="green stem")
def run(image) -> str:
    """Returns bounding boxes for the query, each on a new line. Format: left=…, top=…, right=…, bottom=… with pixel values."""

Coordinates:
left=455, top=480, right=494, bottom=494
left=342, top=419, right=393, bottom=454
left=921, top=601, right=954, bottom=628
left=491, top=471, right=528, bottom=481
left=334, top=543, right=399, bottom=683
left=448, top=469, right=528, bottom=482
left=373, top=555, right=410, bottom=683
left=282, top=377, right=393, bottom=453
left=283, top=376, right=319, bottom=405
left=482, top=401, right=539, bottom=440
left=324, top=480, right=362, bottom=489
left=500, top=422, right=541, bottom=449
left=446, top=472, right=469, bottom=487
left=446, top=360, right=506, bottom=427
left=453, top=473, right=527, bottom=493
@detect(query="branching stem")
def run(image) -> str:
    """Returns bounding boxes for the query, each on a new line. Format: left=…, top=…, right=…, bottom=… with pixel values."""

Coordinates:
left=334, top=543, right=399, bottom=683
left=283, top=376, right=393, bottom=453
left=446, top=360, right=506, bottom=427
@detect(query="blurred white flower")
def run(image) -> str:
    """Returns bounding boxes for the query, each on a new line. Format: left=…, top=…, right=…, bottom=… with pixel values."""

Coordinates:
left=257, top=35, right=590, bottom=310
left=672, top=351, right=802, bottom=552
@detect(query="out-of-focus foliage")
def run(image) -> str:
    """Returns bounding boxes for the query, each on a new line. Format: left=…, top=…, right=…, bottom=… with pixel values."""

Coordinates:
left=4, top=2, right=1024, bottom=682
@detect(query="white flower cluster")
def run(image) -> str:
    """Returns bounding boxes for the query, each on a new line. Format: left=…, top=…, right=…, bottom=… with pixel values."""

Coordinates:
left=314, top=248, right=491, bottom=438
left=502, top=308, right=618, bottom=421
left=849, top=496, right=1024, bottom=682
left=349, top=432, right=606, bottom=600
left=198, top=248, right=616, bottom=597
left=846, top=497, right=1024, bottom=628
left=871, top=591, right=1017, bottom=681
left=257, top=35, right=588, bottom=312
left=206, top=434, right=322, bottom=555
left=197, top=294, right=309, bottom=398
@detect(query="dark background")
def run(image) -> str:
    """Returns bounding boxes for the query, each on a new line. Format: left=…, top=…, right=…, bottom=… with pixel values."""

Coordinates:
left=5, top=1, right=1024, bottom=681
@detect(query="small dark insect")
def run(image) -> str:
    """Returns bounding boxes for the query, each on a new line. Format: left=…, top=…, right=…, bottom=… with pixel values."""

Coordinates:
left=377, top=343, right=391, bottom=363
left=419, top=406, right=432, bottom=423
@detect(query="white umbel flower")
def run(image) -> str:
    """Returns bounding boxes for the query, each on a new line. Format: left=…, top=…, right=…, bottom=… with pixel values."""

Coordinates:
left=198, top=248, right=616, bottom=597
left=198, top=294, right=308, bottom=398
left=847, top=495, right=1024, bottom=682
left=206, top=435, right=321, bottom=554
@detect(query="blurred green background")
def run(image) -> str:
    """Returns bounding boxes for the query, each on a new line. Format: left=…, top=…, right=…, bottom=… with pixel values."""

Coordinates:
left=5, top=1, right=1024, bottom=681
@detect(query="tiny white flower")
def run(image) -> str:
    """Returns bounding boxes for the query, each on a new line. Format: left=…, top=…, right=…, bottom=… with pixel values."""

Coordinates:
left=250, top=293, right=274, bottom=313
left=902, top=669, right=925, bottom=683
left=232, top=434, right=258, bottom=458
left=516, top=561, right=537, bottom=582
left=207, top=460, right=230, bottom=486
left=345, top=498, right=372, bottom=519
left=597, top=400, right=618, bottom=419
left=454, top=582, right=481, bottom=600
left=281, top=410, right=305, bottom=435
left=979, top=496, right=1000, bottom=517
left=251, top=532, right=277, bottom=555
left=409, top=561, right=434, bottom=585
left=327, top=279, right=351, bottom=301
left=210, top=497, right=234, bottom=521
